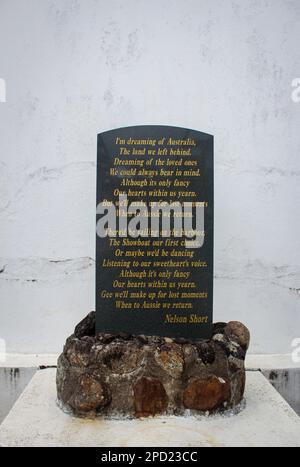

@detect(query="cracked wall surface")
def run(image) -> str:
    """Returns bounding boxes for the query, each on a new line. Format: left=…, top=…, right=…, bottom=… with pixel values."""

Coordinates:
left=0, top=0, right=299, bottom=353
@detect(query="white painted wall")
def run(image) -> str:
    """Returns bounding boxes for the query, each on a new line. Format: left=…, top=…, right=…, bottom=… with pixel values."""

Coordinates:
left=0, top=0, right=299, bottom=354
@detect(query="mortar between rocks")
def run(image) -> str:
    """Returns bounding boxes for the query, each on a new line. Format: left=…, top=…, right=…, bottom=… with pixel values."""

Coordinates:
left=56, top=312, right=250, bottom=418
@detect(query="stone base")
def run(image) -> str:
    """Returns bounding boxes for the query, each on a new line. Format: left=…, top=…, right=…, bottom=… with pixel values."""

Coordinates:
left=56, top=312, right=250, bottom=418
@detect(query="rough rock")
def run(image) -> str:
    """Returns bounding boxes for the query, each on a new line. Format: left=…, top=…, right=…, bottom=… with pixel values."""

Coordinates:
left=68, top=371, right=110, bottom=414
left=183, top=376, right=231, bottom=411
left=225, top=321, right=250, bottom=350
left=56, top=312, right=250, bottom=418
left=213, top=322, right=227, bottom=335
left=74, top=311, right=95, bottom=338
left=212, top=333, right=246, bottom=360
left=195, top=341, right=216, bottom=365
left=133, top=377, right=168, bottom=417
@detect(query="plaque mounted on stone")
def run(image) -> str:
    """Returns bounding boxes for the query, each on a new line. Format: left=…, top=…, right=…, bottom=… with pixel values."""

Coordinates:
left=57, top=126, right=250, bottom=419
left=96, top=125, right=214, bottom=340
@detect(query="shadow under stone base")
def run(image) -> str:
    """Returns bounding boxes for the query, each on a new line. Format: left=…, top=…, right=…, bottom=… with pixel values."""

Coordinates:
left=56, top=312, right=250, bottom=418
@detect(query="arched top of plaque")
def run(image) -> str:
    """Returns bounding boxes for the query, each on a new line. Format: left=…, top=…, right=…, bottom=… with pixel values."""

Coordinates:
left=98, top=124, right=213, bottom=137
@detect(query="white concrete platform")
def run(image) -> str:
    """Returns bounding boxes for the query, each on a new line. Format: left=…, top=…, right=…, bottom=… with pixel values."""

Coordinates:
left=0, top=369, right=299, bottom=447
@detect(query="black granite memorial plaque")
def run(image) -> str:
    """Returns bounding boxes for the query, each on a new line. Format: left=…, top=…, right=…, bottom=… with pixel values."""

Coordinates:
left=96, top=125, right=213, bottom=339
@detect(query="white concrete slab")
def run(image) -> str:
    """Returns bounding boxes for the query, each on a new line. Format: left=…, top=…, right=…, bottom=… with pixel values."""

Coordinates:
left=0, top=369, right=299, bottom=447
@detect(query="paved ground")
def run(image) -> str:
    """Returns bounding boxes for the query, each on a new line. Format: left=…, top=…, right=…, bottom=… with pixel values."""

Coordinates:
left=0, top=369, right=299, bottom=447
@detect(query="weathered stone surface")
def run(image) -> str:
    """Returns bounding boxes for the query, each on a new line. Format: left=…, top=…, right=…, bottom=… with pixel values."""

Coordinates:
left=230, top=370, right=246, bottom=406
left=183, top=376, right=231, bottom=411
left=100, top=341, right=142, bottom=374
left=213, top=322, right=227, bottom=335
left=195, top=341, right=215, bottom=365
left=225, top=321, right=250, bottom=350
left=133, top=377, right=168, bottom=417
left=57, top=312, right=250, bottom=418
left=65, top=337, right=93, bottom=367
left=74, top=311, right=95, bottom=338
left=228, top=355, right=245, bottom=372
left=68, top=371, right=110, bottom=414
left=154, top=343, right=184, bottom=379
left=212, top=333, right=246, bottom=360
